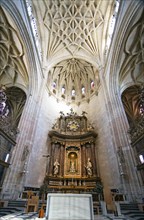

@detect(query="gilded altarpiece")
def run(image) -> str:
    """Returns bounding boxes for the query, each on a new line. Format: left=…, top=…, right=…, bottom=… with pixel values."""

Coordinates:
left=45, top=109, right=102, bottom=195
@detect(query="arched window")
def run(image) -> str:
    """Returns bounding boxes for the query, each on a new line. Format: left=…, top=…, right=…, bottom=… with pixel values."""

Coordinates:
left=52, top=81, right=56, bottom=89
left=139, top=155, right=144, bottom=164
left=61, top=86, right=65, bottom=95
left=82, top=86, right=85, bottom=95
left=26, top=0, right=42, bottom=60
left=91, top=81, right=94, bottom=89
left=72, top=88, right=76, bottom=98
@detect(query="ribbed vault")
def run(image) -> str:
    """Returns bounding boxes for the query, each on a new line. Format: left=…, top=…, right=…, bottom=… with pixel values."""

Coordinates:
left=121, top=85, right=142, bottom=126
left=32, top=0, right=116, bottom=104
left=47, top=58, right=100, bottom=105
left=0, top=6, right=28, bottom=87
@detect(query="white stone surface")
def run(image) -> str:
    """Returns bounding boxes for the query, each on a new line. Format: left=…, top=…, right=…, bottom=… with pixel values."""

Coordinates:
left=46, top=193, right=94, bottom=220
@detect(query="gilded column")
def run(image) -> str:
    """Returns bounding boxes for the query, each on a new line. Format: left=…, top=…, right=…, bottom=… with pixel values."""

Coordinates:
left=82, top=144, right=86, bottom=177
left=60, top=143, right=65, bottom=177
left=49, top=142, right=55, bottom=176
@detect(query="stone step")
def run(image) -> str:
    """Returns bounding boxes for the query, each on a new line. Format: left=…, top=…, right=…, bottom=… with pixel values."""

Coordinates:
left=0, top=207, right=23, bottom=217
left=120, top=203, right=144, bottom=220
left=8, top=200, right=26, bottom=207
left=120, top=204, right=138, bottom=208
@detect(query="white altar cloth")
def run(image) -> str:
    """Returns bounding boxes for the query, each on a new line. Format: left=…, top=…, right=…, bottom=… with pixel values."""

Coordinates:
left=45, top=193, right=94, bottom=220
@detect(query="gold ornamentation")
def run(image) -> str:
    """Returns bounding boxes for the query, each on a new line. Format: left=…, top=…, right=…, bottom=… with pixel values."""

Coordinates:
left=67, top=120, right=80, bottom=131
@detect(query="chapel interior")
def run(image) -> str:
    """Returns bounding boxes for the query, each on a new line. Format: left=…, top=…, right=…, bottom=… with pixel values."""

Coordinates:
left=0, top=0, right=144, bottom=216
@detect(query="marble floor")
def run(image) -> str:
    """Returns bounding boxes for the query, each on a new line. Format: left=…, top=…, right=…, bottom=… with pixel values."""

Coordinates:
left=0, top=212, right=110, bottom=220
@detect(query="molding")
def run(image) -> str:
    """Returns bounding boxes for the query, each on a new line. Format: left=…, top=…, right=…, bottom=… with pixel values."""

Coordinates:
left=49, top=130, right=97, bottom=141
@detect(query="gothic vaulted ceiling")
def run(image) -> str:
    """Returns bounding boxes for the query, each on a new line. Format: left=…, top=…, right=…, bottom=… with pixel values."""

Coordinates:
left=0, top=7, right=28, bottom=88
left=31, top=0, right=117, bottom=105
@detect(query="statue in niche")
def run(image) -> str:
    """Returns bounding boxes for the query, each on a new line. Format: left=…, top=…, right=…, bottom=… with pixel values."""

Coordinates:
left=70, top=160, right=76, bottom=173
left=53, top=159, right=60, bottom=176
left=117, top=146, right=125, bottom=163
left=117, top=146, right=125, bottom=175
left=68, top=151, right=77, bottom=173
left=85, top=158, right=92, bottom=177
left=21, top=145, right=29, bottom=161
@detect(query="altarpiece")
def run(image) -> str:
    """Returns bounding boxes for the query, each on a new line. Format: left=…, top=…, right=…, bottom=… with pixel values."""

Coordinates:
left=44, top=109, right=102, bottom=197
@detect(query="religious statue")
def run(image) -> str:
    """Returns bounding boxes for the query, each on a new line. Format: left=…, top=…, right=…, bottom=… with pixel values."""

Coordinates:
left=67, top=108, right=77, bottom=117
left=22, top=145, right=29, bottom=161
left=81, top=111, right=87, bottom=116
left=87, top=123, right=94, bottom=131
left=85, top=158, right=92, bottom=176
left=70, top=160, right=76, bottom=173
left=117, top=146, right=125, bottom=176
left=53, top=159, right=60, bottom=176
left=117, top=146, right=125, bottom=163
left=59, top=111, right=65, bottom=117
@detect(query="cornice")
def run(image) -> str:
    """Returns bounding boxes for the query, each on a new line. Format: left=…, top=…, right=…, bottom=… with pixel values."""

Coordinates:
left=49, top=130, right=97, bottom=141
